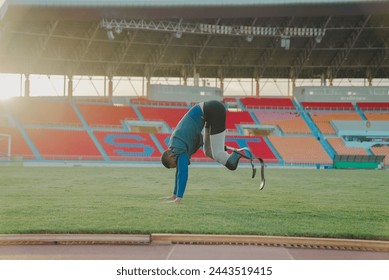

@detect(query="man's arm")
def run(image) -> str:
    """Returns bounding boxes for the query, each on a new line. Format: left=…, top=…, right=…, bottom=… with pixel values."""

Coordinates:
left=175, top=153, right=189, bottom=199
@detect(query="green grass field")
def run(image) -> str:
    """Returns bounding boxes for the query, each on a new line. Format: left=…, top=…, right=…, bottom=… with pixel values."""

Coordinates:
left=0, top=166, right=388, bottom=240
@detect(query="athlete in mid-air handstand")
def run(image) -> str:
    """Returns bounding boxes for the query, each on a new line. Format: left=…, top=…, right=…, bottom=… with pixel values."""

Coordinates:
left=161, top=100, right=242, bottom=203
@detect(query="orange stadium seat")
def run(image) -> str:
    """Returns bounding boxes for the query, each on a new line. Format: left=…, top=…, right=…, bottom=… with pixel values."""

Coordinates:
left=327, top=137, right=369, bottom=156
left=309, top=112, right=362, bottom=134
left=364, top=112, right=389, bottom=121
left=370, top=146, right=389, bottom=166
left=268, top=136, right=332, bottom=164
left=77, top=103, right=138, bottom=127
left=254, top=111, right=311, bottom=134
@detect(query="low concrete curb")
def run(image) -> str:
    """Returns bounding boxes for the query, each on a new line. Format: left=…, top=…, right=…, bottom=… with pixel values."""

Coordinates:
left=0, top=234, right=150, bottom=245
left=0, top=234, right=388, bottom=252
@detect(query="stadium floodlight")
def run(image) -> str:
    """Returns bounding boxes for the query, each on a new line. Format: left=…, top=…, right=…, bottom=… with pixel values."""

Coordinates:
left=281, top=36, right=290, bottom=50
left=174, top=30, right=182, bottom=38
left=115, top=27, right=122, bottom=34
left=246, top=35, right=253, bottom=42
left=315, top=35, right=323, bottom=43
left=107, top=29, right=115, bottom=40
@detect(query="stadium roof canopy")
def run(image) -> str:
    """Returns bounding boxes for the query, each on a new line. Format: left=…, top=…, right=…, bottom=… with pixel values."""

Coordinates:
left=1, top=0, right=389, bottom=81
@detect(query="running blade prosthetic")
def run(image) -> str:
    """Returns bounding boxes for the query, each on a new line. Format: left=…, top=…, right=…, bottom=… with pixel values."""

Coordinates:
left=225, top=146, right=266, bottom=190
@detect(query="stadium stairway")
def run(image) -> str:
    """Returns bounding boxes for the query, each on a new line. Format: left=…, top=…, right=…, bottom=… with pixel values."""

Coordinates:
left=7, top=114, right=42, bottom=161
left=292, top=99, right=336, bottom=159
left=353, top=103, right=367, bottom=121
left=263, top=137, right=285, bottom=165
left=237, top=98, right=245, bottom=110
left=131, top=104, right=146, bottom=122
left=71, top=101, right=109, bottom=161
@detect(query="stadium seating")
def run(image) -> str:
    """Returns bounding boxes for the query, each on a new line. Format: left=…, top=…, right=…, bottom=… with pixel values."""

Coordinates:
left=131, top=97, right=188, bottom=107
left=309, top=112, right=362, bottom=134
left=77, top=103, right=138, bottom=127
left=222, top=97, right=237, bottom=103
left=0, top=126, right=35, bottom=159
left=1, top=96, right=388, bottom=167
left=137, top=106, right=188, bottom=129
left=224, top=135, right=278, bottom=163
left=364, top=112, right=389, bottom=121
left=7, top=98, right=81, bottom=126
left=254, top=111, right=311, bottom=134
left=370, top=145, right=389, bottom=166
left=357, top=102, right=389, bottom=111
left=268, top=136, right=332, bottom=164
left=226, top=110, right=255, bottom=130
left=241, top=97, right=295, bottom=109
left=327, top=137, right=369, bottom=156
left=93, top=131, right=162, bottom=160
left=25, top=128, right=103, bottom=160
left=154, top=133, right=278, bottom=163
left=302, top=101, right=355, bottom=111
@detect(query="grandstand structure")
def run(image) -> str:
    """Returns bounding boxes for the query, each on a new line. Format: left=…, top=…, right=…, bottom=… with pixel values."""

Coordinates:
left=0, top=96, right=388, bottom=168
left=0, top=1, right=388, bottom=168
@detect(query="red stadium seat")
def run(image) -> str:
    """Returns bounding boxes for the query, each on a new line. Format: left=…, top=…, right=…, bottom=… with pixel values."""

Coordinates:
left=25, top=128, right=103, bottom=160
left=0, top=126, right=35, bottom=159
left=301, top=102, right=354, bottom=111
left=226, top=111, right=255, bottom=130
left=357, top=102, right=389, bottom=111
left=7, top=99, right=82, bottom=125
left=137, top=106, right=188, bottom=129
left=77, top=103, right=138, bottom=127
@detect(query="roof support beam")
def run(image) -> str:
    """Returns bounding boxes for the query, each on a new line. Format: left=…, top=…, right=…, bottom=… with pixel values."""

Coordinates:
left=256, top=17, right=295, bottom=78
left=71, top=22, right=100, bottom=76
left=148, top=32, right=174, bottom=77
left=29, top=20, right=58, bottom=73
left=367, top=36, right=389, bottom=80
left=292, top=16, right=331, bottom=79
left=189, top=18, right=221, bottom=74
left=108, top=29, right=138, bottom=77
left=327, top=15, right=371, bottom=80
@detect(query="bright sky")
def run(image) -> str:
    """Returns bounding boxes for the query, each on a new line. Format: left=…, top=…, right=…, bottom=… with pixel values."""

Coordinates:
left=1, top=73, right=388, bottom=100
